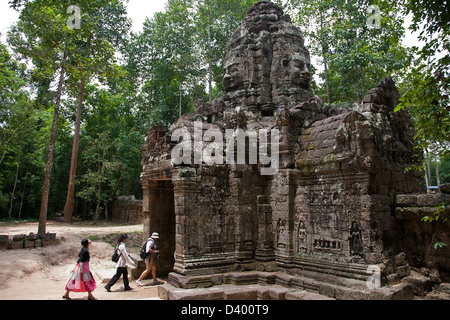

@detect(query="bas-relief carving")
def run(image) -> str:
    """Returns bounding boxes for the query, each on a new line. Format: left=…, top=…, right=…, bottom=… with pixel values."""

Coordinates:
left=296, top=219, right=307, bottom=254
left=349, top=221, right=364, bottom=260
left=223, top=2, right=313, bottom=114
left=276, top=218, right=287, bottom=248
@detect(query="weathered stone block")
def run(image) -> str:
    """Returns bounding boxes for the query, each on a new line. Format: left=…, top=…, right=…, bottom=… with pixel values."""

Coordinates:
left=11, top=235, right=25, bottom=249
left=396, top=194, right=418, bottom=207
left=394, top=252, right=407, bottom=266
left=285, top=290, right=308, bottom=300
left=371, top=283, right=414, bottom=300
left=222, top=287, right=258, bottom=300
left=24, top=240, right=35, bottom=248
left=397, top=265, right=411, bottom=278
left=268, top=287, right=289, bottom=300
left=13, top=234, right=25, bottom=242
left=402, top=274, right=432, bottom=296
left=0, top=235, right=8, bottom=250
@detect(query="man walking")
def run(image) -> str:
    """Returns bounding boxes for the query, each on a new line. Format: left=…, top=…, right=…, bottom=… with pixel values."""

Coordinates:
left=136, top=232, right=160, bottom=286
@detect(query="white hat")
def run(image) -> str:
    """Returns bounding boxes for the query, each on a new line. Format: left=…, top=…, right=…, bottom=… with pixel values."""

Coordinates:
left=151, top=232, right=159, bottom=239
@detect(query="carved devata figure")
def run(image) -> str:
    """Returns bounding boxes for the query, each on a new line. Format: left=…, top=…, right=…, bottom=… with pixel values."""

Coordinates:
left=349, top=221, right=364, bottom=260
left=296, top=220, right=307, bottom=254
left=277, top=218, right=287, bottom=248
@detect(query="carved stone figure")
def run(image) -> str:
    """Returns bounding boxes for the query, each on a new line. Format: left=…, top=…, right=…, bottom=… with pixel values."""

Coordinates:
left=297, top=220, right=307, bottom=254
left=349, top=221, right=364, bottom=259
left=222, top=0, right=313, bottom=115
left=277, top=218, right=287, bottom=248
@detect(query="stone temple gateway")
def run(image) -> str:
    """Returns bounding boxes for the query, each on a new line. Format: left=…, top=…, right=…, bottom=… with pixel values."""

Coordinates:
left=140, top=2, right=449, bottom=299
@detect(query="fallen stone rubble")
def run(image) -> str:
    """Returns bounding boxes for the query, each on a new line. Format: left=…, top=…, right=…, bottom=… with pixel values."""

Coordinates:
left=0, top=232, right=59, bottom=249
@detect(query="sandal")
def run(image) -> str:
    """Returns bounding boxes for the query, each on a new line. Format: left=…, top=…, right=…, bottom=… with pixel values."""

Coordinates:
left=62, top=294, right=71, bottom=300
left=88, top=296, right=97, bottom=300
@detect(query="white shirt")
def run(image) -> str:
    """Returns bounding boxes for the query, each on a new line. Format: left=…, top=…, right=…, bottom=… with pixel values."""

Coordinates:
left=116, top=242, right=136, bottom=268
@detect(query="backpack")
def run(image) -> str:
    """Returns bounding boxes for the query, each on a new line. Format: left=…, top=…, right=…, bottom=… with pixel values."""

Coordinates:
left=139, top=239, right=153, bottom=260
left=111, top=246, right=122, bottom=263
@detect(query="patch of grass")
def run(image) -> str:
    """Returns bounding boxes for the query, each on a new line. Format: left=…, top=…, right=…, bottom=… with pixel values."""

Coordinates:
left=86, top=231, right=144, bottom=250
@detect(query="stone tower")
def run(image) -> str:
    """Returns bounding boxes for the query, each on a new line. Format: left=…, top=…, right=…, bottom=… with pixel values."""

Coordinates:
left=140, top=2, right=446, bottom=298
left=223, top=1, right=313, bottom=116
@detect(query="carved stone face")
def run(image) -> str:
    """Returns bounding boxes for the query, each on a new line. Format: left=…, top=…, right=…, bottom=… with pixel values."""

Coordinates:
left=223, top=62, right=245, bottom=92
left=289, top=54, right=311, bottom=90
left=223, top=1, right=313, bottom=110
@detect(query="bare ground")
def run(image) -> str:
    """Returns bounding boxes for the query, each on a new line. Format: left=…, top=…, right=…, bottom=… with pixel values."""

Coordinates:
left=0, top=220, right=161, bottom=300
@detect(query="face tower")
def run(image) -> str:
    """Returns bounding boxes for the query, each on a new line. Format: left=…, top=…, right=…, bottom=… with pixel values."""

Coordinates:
left=223, top=1, right=314, bottom=119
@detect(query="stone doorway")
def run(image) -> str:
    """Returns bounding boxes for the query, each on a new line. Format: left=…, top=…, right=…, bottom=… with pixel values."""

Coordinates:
left=144, top=180, right=176, bottom=277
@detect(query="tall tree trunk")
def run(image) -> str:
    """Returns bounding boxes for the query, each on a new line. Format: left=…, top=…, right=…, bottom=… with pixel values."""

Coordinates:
left=148, top=48, right=154, bottom=128
left=424, top=160, right=430, bottom=189
left=179, top=82, right=182, bottom=118
left=93, top=183, right=102, bottom=224
left=426, top=148, right=432, bottom=184
left=8, top=149, right=21, bottom=222
left=64, top=35, right=92, bottom=224
left=38, top=36, right=70, bottom=235
left=104, top=201, right=109, bottom=221
left=323, top=55, right=331, bottom=105
left=93, top=158, right=105, bottom=224
left=63, top=74, right=87, bottom=223
left=18, top=176, right=27, bottom=220
left=424, top=148, right=432, bottom=192
left=319, top=13, right=331, bottom=105
left=207, top=0, right=213, bottom=104
left=148, top=76, right=153, bottom=128
left=360, top=66, right=366, bottom=95
left=434, top=152, right=441, bottom=191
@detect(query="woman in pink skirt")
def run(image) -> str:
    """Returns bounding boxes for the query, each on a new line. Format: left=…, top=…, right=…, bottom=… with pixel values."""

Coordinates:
left=63, top=238, right=97, bottom=300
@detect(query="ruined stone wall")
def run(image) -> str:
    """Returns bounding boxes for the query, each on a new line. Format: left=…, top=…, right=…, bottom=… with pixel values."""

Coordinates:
left=0, top=233, right=59, bottom=249
left=170, top=165, right=274, bottom=277
left=110, top=196, right=143, bottom=225
left=394, top=193, right=450, bottom=281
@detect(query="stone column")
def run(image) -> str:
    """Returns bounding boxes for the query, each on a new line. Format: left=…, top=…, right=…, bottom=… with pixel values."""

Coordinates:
left=172, top=169, right=201, bottom=275
left=141, top=181, right=152, bottom=241
left=272, top=169, right=295, bottom=267
left=255, top=178, right=275, bottom=262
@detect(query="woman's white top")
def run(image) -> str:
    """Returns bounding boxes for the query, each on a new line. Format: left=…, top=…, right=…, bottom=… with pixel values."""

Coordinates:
left=116, top=242, right=136, bottom=268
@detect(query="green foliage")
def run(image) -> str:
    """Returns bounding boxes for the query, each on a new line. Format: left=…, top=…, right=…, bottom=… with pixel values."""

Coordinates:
left=391, top=0, right=449, bottom=157
left=0, top=42, right=46, bottom=220
left=395, top=60, right=449, bottom=158
left=421, top=203, right=448, bottom=224
left=421, top=202, right=449, bottom=250
left=292, top=0, right=412, bottom=105
left=434, top=242, right=447, bottom=250
left=194, top=0, right=259, bottom=97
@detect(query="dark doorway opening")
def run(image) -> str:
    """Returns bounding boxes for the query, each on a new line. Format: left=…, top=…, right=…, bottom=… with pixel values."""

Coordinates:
left=148, top=180, right=175, bottom=277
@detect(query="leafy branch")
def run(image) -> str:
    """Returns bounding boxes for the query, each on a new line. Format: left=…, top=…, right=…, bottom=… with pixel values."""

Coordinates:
left=421, top=202, right=449, bottom=254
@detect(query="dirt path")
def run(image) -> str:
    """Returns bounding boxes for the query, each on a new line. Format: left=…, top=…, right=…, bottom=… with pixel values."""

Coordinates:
left=0, top=220, right=161, bottom=300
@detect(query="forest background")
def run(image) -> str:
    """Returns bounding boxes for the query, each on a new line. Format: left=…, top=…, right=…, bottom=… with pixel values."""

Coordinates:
left=0, top=0, right=448, bottom=231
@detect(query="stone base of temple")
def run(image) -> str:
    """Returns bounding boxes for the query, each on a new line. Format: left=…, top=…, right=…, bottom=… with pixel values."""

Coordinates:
left=161, top=270, right=417, bottom=300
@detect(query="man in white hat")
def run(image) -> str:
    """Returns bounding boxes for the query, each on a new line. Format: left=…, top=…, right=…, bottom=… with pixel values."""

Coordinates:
left=136, top=232, right=160, bottom=286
